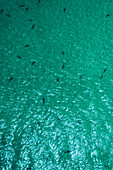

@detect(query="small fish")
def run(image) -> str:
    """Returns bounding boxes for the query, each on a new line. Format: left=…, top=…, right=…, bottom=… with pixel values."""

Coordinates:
left=31, top=61, right=35, bottom=65
left=103, top=68, right=106, bottom=73
left=27, top=168, right=31, bottom=170
left=17, top=56, right=21, bottom=59
left=62, top=51, right=64, bottom=55
left=0, top=9, right=3, bottom=13
left=64, top=8, right=66, bottom=12
left=105, top=165, right=109, bottom=169
left=24, top=44, right=29, bottom=47
left=19, top=5, right=25, bottom=8
left=78, top=120, right=81, bottom=124
left=100, top=75, right=103, bottom=79
left=28, top=19, right=32, bottom=21
left=57, top=77, right=59, bottom=82
left=32, top=24, right=35, bottom=30
left=26, top=8, right=28, bottom=11
left=80, top=74, right=84, bottom=79
left=9, top=77, right=13, bottom=82
left=6, top=14, right=11, bottom=17
left=38, top=0, right=40, bottom=2
left=64, top=150, right=71, bottom=153
left=62, top=64, right=64, bottom=70
left=42, top=98, right=45, bottom=105
left=106, top=14, right=110, bottom=17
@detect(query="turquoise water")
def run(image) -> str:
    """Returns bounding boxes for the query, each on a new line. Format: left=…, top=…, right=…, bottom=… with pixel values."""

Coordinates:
left=0, top=0, right=113, bottom=169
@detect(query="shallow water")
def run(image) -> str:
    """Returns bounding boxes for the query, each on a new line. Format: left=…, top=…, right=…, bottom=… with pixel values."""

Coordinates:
left=0, top=0, right=113, bottom=169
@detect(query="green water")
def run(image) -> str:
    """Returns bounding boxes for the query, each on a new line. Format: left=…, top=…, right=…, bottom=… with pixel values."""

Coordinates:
left=0, top=0, right=113, bottom=169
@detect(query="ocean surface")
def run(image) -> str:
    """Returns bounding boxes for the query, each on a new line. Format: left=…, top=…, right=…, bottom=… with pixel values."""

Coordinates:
left=0, top=0, right=113, bottom=169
